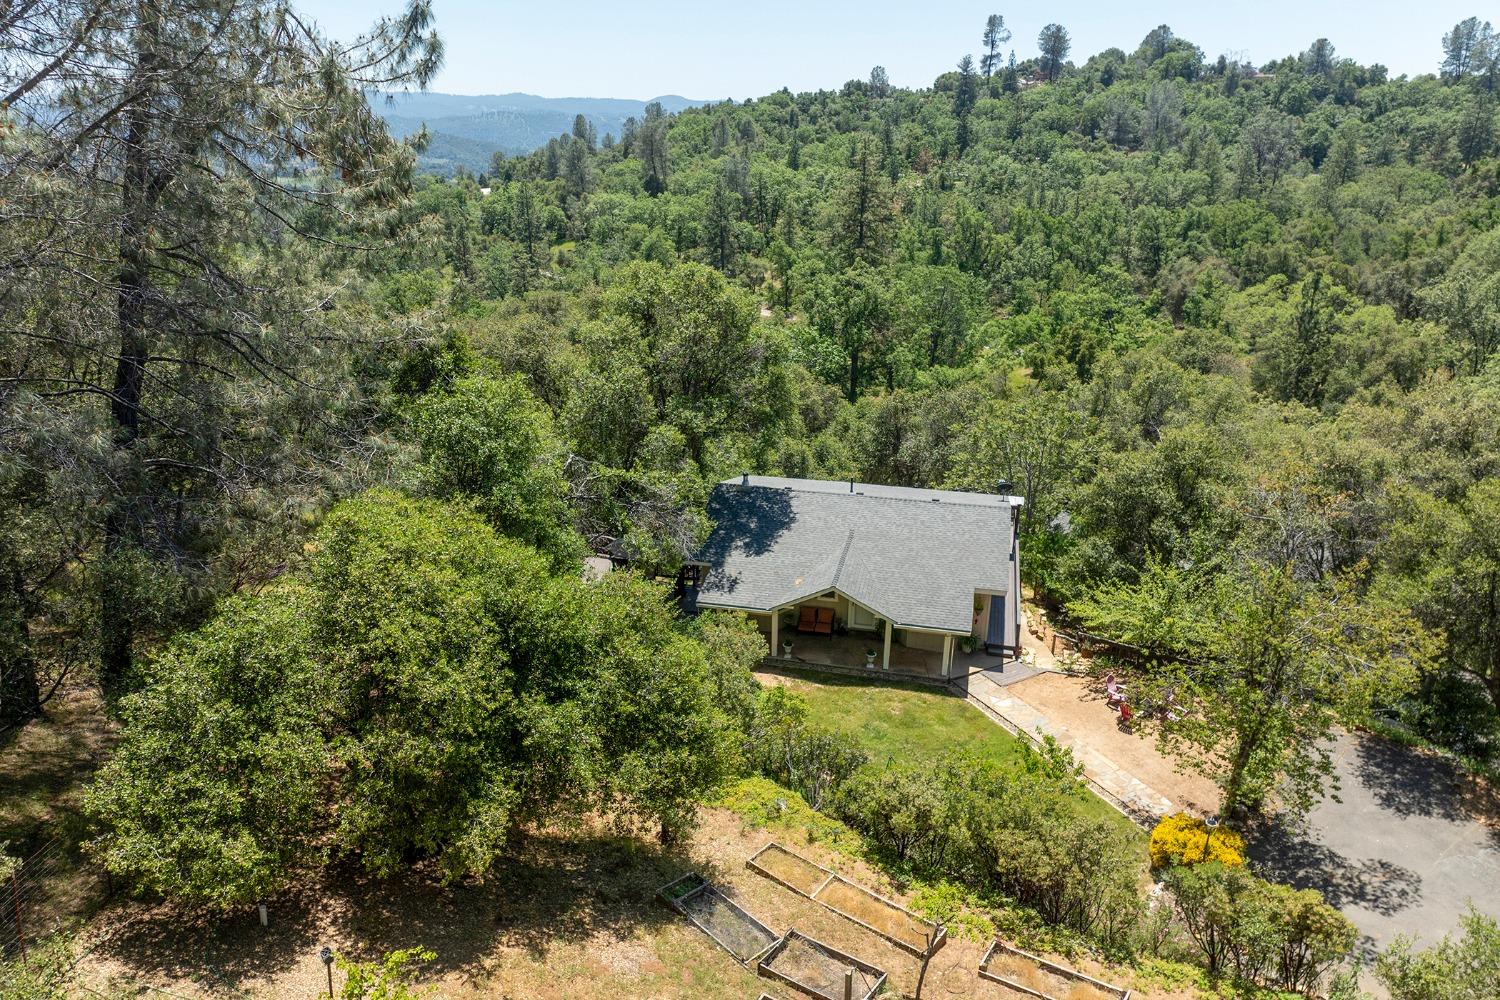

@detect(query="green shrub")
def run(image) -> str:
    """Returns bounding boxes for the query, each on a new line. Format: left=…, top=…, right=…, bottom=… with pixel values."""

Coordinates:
left=1376, top=908, right=1500, bottom=1000
left=906, top=880, right=996, bottom=941
left=710, top=776, right=863, bottom=854
left=744, top=687, right=868, bottom=810
left=830, top=754, right=1143, bottom=951
left=1163, top=862, right=1355, bottom=993
left=336, top=947, right=436, bottom=999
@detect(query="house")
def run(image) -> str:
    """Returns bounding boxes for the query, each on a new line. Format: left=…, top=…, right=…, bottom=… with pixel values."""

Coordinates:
left=685, top=475, right=1024, bottom=678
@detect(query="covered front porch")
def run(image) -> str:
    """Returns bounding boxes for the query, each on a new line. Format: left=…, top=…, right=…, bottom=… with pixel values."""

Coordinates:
left=762, top=631, right=1015, bottom=682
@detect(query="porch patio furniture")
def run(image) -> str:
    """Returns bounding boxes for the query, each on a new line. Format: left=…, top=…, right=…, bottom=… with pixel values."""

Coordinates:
left=797, top=606, right=834, bottom=635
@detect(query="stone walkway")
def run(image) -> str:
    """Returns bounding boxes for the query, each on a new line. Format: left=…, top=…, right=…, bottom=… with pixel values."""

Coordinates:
left=964, top=668, right=1174, bottom=821
left=951, top=611, right=1183, bottom=822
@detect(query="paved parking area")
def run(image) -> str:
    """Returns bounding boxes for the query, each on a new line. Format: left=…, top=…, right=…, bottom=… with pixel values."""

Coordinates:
left=1248, top=733, right=1500, bottom=963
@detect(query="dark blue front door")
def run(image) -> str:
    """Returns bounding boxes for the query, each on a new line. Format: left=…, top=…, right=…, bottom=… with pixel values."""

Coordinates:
left=986, top=596, right=1006, bottom=649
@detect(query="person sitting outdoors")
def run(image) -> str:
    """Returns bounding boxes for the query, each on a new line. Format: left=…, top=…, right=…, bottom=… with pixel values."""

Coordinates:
left=1104, top=673, right=1127, bottom=708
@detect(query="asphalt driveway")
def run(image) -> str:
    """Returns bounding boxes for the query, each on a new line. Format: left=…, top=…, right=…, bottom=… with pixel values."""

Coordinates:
left=1248, top=733, right=1500, bottom=965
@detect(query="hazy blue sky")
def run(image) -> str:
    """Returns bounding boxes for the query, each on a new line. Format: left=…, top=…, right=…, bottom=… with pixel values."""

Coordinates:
left=299, top=1, right=1483, bottom=98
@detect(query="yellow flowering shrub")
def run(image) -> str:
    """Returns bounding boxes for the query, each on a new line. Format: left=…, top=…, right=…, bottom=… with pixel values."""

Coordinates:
left=1149, top=812, right=1246, bottom=868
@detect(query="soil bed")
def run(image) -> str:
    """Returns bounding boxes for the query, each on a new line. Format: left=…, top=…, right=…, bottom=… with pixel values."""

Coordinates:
left=980, top=942, right=1127, bottom=1000
left=678, top=884, right=777, bottom=963
left=813, top=876, right=935, bottom=953
left=761, top=932, right=883, bottom=1000
left=990, top=955, right=1113, bottom=1000
left=749, top=842, right=832, bottom=895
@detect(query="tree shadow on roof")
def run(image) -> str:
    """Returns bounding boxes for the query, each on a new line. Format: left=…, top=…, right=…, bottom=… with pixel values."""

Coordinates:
left=696, top=485, right=797, bottom=576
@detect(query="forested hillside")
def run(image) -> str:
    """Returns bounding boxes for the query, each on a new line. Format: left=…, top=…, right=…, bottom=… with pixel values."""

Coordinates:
left=5, top=6, right=1500, bottom=987
left=409, top=22, right=1500, bottom=774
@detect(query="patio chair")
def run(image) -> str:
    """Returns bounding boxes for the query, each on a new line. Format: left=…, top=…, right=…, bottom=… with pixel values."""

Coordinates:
left=796, top=606, right=819, bottom=634
left=1104, top=674, right=1126, bottom=707
left=814, top=607, right=834, bottom=635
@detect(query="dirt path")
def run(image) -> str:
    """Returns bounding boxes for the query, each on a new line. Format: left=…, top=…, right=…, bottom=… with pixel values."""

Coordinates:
left=1005, top=672, right=1221, bottom=818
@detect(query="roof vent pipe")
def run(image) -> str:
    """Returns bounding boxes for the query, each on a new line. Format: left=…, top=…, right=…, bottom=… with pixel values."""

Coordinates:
left=849, top=480, right=854, bottom=493
left=741, top=472, right=750, bottom=487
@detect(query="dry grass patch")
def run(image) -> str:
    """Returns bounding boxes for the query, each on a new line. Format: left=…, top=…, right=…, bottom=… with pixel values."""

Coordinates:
left=814, top=877, right=933, bottom=952
left=985, top=950, right=1120, bottom=1000
left=750, top=842, right=831, bottom=895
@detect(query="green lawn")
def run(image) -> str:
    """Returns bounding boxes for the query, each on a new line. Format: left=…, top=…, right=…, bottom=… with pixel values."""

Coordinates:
left=764, top=668, right=1142, bottom=835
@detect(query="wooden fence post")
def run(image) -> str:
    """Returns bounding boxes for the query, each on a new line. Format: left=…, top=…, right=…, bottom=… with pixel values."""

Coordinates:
left=844, top=966, right=854, bottom=1000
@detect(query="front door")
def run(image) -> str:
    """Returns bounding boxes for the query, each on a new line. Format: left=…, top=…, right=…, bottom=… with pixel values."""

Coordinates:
left=986, top=595, right=1007, bottom=650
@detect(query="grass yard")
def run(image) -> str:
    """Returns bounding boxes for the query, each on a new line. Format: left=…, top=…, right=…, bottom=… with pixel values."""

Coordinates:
left=756, top=667, right=1142, bottom=835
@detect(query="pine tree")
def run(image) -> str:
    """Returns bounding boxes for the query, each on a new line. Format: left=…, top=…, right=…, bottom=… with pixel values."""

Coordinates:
left=639, top=114, right=670, bottom=196
left=1037, top=24, right=1071, bottom=82
left=572, top=113, right=597, bottom=151
left=1457, top=95, right=1496, bottom=167
left=981, top=15, right=1011, bottom=78
left=704, top=175, right=739, bottom=272
left=1, top=0, right=440, bottom=686
left=1302, top=38, right=1337, bottom=78
left=1441, top=17, right=1493, bottom=81
left=837, top=136, right=893, bottom=266
left=954, top=55, right=980, bottom=152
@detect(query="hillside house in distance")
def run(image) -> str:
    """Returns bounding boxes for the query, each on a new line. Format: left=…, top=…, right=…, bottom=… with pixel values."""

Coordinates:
left=685, top=476, right=1024, bottom=678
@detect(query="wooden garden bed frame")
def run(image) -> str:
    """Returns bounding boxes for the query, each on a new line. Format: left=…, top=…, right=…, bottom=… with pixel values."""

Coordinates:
left=757, top=929, right=888, bottom=1000
left=978, top=939, right=1130, bottom=1000
left=747, top=841, right=947, bottom=958
left=656, top=872, right=779, bottom=966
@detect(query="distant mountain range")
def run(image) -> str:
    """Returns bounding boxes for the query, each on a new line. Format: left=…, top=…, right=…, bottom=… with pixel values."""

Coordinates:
left=371, top=92, right=708, bottom=175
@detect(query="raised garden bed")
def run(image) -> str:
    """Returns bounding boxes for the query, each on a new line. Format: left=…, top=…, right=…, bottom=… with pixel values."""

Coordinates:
left=978, top=939, right=1129, bottom=1000
left=657, top=872, right=778, bottom=965
left=814, top=874, right=946, bottom=957
left=748, top=841, right=836, bottom=896
left=758, top=929, right=887, bottom=1000
left=747, top=841, right=946, bottom=958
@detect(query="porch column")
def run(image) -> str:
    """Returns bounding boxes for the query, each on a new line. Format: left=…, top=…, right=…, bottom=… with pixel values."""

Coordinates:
left=941, top=634, right=953, bottom=677
left=882, top=619, right=892, bottom=671
left=770, top=611, right=779, bottom=657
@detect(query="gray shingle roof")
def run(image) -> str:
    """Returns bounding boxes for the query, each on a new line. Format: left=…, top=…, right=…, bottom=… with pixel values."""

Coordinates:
left=691, top=476, right=1017, bottom=633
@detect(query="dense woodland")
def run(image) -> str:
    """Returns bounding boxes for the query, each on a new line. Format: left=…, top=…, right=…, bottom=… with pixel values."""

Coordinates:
left=5, top=2, right=1500, bottom=994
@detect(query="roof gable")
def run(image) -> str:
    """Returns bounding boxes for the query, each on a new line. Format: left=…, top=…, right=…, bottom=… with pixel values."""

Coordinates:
left=692, top=477, right=1016, bottom=633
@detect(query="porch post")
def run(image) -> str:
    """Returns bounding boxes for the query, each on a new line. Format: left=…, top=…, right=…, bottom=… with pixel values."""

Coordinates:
left=882, top=619, right=892, bottom=671
left=942, top=634, right=953, bottom=677
left=770, top=611, right=779, bottom=657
